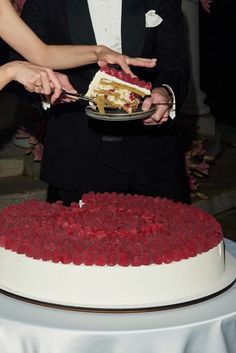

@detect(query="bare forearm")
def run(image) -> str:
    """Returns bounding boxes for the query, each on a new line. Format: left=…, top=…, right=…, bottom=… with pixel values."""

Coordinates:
left=0, top=1, right=102, bottom=69
left=31, top=45, right=101, bottom=69
left=1, top=0, right=156, bottom=75
left=0, top=60, right=77, bottom=101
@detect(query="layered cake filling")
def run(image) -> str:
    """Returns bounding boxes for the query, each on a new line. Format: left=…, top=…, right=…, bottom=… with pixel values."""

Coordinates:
left=0, top=192, right=225, bottom=308
left=86, top=66, right=152, bottom=113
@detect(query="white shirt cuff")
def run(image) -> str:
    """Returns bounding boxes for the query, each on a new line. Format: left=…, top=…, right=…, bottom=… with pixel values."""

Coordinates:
left=162, top=84, right=176, bottom=119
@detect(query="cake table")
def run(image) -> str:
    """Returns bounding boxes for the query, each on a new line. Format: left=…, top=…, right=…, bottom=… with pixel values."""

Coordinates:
left=0, top=238, right=235, bottom=353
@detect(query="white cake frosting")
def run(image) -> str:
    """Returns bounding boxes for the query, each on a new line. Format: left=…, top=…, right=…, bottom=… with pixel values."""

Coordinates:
left=86, top=70, right=151, bottom=98
left=0, top=241, right=225, bottom=308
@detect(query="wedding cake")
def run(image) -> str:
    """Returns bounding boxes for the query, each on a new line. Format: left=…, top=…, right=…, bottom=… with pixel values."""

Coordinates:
left=0, top=192, right=225, bottom=309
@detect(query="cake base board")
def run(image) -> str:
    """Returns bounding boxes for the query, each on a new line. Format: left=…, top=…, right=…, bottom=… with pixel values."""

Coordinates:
left=0, top=252, right=235, bottom=313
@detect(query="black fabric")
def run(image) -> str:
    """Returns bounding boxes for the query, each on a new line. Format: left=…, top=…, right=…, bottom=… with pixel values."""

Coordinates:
left=199, top=0, right=236, bottom=125
left=47, top=140, right=190, bottom=206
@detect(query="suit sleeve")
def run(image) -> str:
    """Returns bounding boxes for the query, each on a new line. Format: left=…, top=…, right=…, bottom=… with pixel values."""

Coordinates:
left=151, top=0, right=190, bottom=114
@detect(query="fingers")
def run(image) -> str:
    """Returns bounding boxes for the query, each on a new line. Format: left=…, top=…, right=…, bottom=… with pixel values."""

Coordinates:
left=11, top=62, right=69, bottom=102
left=55, top=73, right=77, bottom=93
left=50, top=72, right=77, bottom=104
left=33, top=70, right=76, bottom=104
left=97, top=47, right=156, bottom=76
left=118, top=56, right=157, bottom=76
left=28, top=70, right=60, bottom=101
left=97, top=60, right=107, bottom=68
left=142, top=89, right=171, bottom=125
left=118, top=60, right=134, bottom=76
left=143, top=113, right=169, bottom=125
left=98, top=59, right=134, bottom=77
left=99, top=57, right=157, bottom=76
left=43, top=68, right=62, bottom=103
left=26, top=72, right=41, bottom=93
left=126, top=57, right=157, bottom=68
left=142, top=96, right=152, bottom=112
left=30, top=70, right=76, bottom=104
left=39, top=71, right=52, bottom=95
left=143, top=104, right=169, bottom=125
left=141, top=97, right=160, bottom=125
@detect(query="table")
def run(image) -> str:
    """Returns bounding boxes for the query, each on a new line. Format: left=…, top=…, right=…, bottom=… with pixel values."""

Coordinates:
left=0, top=239, right=236, bottom=353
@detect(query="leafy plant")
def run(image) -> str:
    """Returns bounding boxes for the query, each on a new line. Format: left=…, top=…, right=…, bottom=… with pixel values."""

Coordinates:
left=185, top=137, right=213, bottom=199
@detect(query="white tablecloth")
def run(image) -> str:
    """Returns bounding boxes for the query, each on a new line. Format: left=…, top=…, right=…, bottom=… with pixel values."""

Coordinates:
left=0, top=239, right=236, bottom=353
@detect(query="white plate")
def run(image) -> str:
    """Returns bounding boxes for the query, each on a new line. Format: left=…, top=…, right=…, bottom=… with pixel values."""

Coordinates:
left=85, top=106, right=156, bottom=121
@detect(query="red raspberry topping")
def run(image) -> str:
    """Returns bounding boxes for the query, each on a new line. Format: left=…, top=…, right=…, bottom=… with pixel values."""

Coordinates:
left=0, top=193, right=223, bottom=267
left=100, top=66, right=152, bottom=90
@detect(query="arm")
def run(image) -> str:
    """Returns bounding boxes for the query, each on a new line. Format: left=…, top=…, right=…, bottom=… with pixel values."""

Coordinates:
left=0, top=61, right=76, bottom=102
left=0, top=0, right=156, bottom=75
left=142, top=0, right=190, bottom=125
left=0, top=0, right=75, bottom=96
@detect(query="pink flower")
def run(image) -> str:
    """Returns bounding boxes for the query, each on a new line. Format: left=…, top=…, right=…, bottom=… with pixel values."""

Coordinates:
left=32, top=143, right=44, bottom=161
left=195, top=162, right=209, bottom=175
left=185, top=134, right=212, bottom=198
left=189, top=175, right=198, bottom=191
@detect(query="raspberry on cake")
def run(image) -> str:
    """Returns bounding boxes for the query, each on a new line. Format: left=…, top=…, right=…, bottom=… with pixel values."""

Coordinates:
left=86, top=66, right=152, bottom=114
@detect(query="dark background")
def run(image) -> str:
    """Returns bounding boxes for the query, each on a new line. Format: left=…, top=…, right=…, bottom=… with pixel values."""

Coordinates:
left=199, top=0, right=236, bottom=126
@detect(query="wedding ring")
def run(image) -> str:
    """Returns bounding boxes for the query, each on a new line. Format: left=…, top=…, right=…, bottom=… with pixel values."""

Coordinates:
left=35, top=84, right=43, bottom=88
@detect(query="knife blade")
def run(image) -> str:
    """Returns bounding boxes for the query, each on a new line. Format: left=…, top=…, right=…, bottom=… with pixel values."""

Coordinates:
left=61, top=90, right=94, bottom=103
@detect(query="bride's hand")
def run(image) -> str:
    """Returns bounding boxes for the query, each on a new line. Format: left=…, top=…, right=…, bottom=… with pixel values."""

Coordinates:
left=96, top=45, right=157, bottom=76
left=5, top=61, right=76, bottom=103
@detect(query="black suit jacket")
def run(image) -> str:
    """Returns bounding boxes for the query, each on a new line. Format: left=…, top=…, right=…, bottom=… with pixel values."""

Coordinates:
left=20, top=0, right=189, bottom=189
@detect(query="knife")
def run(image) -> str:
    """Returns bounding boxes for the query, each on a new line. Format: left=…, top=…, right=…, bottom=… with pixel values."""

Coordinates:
left=61, top=90, right=94, bottom=103
left=61, top=91, right=175, bottom=108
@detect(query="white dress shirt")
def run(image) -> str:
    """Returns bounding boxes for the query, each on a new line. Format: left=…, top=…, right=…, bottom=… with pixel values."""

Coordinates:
left=87, top=0, right=122, bottom=53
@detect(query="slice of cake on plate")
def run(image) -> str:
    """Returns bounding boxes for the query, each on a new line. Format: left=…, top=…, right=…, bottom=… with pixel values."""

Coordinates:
left=86, top=66, right=152, bottom=114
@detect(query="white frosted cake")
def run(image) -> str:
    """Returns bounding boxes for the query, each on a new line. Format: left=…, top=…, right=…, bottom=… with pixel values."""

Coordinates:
left=0, top=192, right=225, bottom=309
left=86, top=66, right=151, bottom=113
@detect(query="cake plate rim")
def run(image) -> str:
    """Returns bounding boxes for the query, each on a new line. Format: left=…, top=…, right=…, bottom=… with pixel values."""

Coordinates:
left=85, top=105, right=156, bottom=121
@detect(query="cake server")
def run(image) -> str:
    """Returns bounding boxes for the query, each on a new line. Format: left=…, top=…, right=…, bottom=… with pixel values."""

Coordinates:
left=61, top=90, right=94, bottom=103
left=61, top=91, right=173, bottom=107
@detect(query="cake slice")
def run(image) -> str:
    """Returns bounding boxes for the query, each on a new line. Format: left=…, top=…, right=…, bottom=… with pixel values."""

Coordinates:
left=86, top=66, right=152, bottom=114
